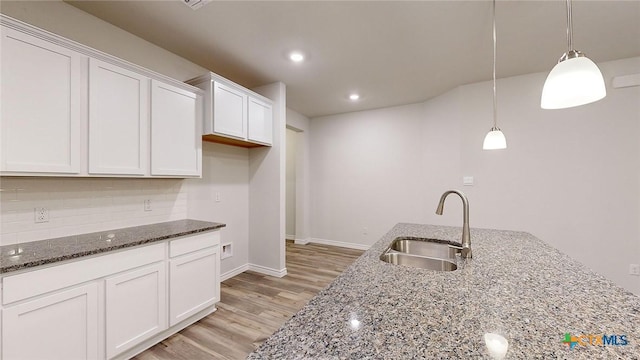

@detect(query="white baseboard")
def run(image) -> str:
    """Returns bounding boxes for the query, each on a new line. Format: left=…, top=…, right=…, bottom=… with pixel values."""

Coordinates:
left=222, top=239, right=365, bottom=281
left=221, top=263, right=287, bottom=279
left=221, top=263, right=250, bottom=281
left=248, top=263, right=287, bottom=278
left=294, top=237, right=310, bottom=245
left=112, top=306, right=216, bottom=360
left=310, top=238, right=371, bottom=251
left=286, top=234, right=296, bottom=240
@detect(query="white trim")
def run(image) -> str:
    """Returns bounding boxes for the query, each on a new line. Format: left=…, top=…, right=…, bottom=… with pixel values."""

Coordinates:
left=310, top=238, right=371, bottom=251
left=220, top=264, right=249, bottom=281
left=248, top=264, right=287, bottom=278
left=294, top=238, right=310, bottom=245
left=0, top=15, right=202, bottom=95
left=285, top=234, right=296, bottom=241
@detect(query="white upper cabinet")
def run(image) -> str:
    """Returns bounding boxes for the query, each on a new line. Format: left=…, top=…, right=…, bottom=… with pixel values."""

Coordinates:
left=1, top=26, right=82, bottom=174
left=89, top=58, right=149, bottom=175
left=248, top=97, right=273, bottom=145
left=188, top=73, right=273, bottom=147
left=151, top=80, right=202, bottom=177
left=0, top=15, right=202, bottom=178
left=213, top=81, right=248, bottom=139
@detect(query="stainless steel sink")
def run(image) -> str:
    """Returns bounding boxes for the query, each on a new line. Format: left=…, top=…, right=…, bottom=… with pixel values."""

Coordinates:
left=380, top=252, right=458, bottom=271
left=389, top=237, right=461, bottom=260
left=379, top=237, right=461, bottom=271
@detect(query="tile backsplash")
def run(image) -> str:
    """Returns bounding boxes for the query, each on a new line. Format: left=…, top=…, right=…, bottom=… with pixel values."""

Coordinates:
left=0, top=177, right=187, bottom=246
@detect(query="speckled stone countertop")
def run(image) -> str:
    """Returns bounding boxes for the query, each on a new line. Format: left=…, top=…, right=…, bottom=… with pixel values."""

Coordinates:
left=249, top=223, right=640, bottom=359
left=0, top=219, right=225, bottom=274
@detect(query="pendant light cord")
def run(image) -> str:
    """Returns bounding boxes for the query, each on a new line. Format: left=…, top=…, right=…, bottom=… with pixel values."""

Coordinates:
left=492, top=0, right=497, bottom=129
left=566, top=0, right=573, bottom=52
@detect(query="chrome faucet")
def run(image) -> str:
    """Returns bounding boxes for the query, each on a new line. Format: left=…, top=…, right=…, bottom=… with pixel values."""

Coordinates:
left=435, top=190, right=472, bottom=258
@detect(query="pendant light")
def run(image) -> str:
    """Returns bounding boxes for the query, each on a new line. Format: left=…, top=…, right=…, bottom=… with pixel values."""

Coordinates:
left=483, top=0, right=506, bottom=150
left=540, top=0, right=606, bottom=109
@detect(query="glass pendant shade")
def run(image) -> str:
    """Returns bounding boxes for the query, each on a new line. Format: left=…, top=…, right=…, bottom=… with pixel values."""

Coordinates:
left=541, top=55, right=606, bottom=109
left=483, top=127, right=507, bottom=150
left=483, top=0, right=506, bottom=151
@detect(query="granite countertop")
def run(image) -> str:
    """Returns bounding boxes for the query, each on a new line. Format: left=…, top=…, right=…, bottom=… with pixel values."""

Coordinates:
left=0, top=219, right=225, bottom=274
left=249, top=223, right=640, bottom=359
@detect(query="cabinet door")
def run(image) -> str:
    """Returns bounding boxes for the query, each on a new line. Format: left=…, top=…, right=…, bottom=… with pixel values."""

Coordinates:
left=151, top=80, right=201, bottom=176
left=105, top=262, right=167, bottom=359
left=212, top=81, right=247, bottom=139
left=2, top=283, right=99, bottom=360
left=89, top=58, right=148, bottom=175
left=1, top=27, right=82, bottom=173
left=247, top=97, right=273, bottom=145
left=169, top=246, right=219, bottom=326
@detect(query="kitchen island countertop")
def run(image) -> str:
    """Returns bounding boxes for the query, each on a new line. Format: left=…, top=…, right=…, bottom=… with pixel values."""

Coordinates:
left=249, top=223, right=640, bottom=359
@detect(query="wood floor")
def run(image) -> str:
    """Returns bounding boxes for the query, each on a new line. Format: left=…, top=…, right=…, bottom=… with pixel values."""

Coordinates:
left=134, top=242, right=364, bottom=360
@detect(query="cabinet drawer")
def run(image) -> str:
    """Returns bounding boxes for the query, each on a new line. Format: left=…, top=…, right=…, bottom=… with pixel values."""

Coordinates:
left=169, top=231, right=220, bottom=258
left=3, top=243, right=165, bottom=305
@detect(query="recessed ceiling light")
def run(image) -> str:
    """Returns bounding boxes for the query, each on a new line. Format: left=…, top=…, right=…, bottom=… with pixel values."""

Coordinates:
left=289, top=52, right=304, bottom=63
left=349, top=94, right=360, bottom=101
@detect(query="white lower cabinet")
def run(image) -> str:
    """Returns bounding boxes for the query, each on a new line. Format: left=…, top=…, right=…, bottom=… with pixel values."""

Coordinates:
left=0, top=232, right=221, bottom=360
left=105, top=262, right=167, bottom=359
left=169, top=246, right=219, bottom=326
left=2, top=283, right=99, bottom=360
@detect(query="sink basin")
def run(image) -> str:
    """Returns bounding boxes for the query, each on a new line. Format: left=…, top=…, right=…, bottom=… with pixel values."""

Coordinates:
left=379, top=237, right=461, bottom=271
left=380, top=252, right=457, bottom=271
left=389, top=237, right=461, bottom=260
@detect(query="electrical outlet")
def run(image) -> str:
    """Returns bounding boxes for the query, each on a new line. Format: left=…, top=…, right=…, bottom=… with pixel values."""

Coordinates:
left=215, top=192, right=221, bottom=202
left=34, top=207, right=49, bottom=223
left=630, top=264, right=640, bottom=276
left=144, top=199, right=152, bottom=211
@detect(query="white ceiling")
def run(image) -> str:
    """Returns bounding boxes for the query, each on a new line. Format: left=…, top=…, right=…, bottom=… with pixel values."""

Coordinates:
left=66, top=0, right=640, bottom=118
